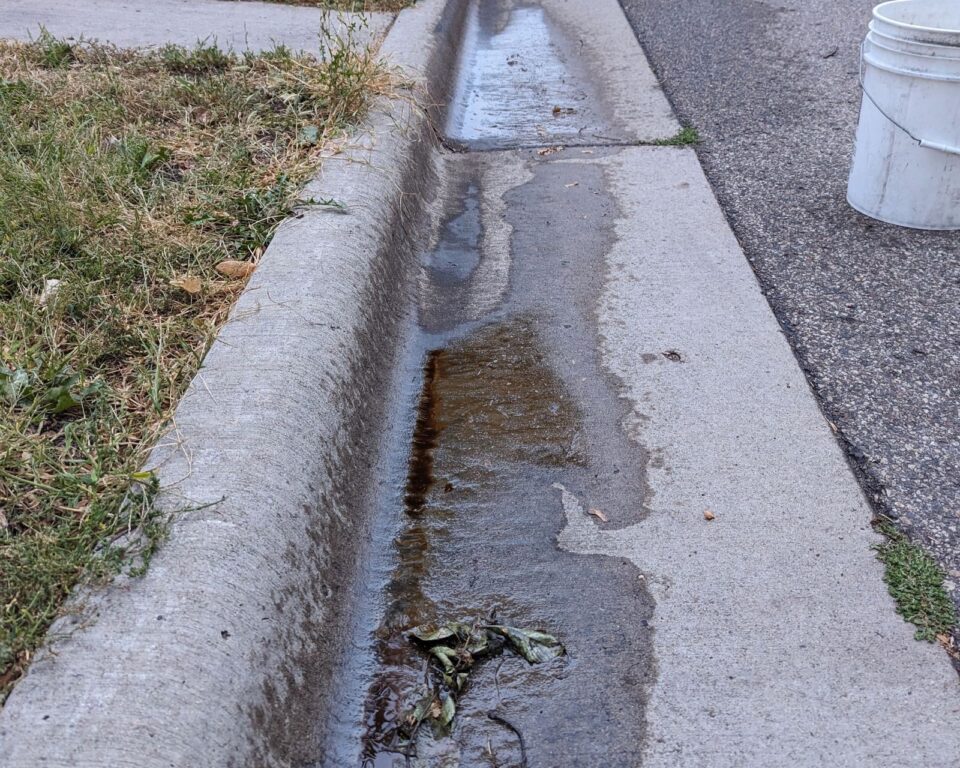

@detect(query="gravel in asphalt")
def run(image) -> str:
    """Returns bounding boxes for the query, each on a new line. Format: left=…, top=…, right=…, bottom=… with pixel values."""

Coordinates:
left=619, top=0, right=960, bottom=606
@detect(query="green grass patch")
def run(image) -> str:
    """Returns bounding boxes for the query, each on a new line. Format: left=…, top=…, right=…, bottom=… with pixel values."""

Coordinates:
left=0, top=27, right=388, bottom=700
left=651, top=125, right=700, bottom=147
left=874, top=520, right=955, bottom=643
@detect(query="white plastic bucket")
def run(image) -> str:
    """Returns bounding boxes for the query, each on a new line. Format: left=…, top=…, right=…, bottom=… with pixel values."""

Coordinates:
left=847, top=0, right=960, bottom=229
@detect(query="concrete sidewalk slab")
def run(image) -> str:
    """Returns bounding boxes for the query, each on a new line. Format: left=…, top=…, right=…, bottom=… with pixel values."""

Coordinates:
left=558, top=145, right=960, bottom=766
left=0, top=0, right=393, bottom=54
left=619, top=0, right=960, bottom=625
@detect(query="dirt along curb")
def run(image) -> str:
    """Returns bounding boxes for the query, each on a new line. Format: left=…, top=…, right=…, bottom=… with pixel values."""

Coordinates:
left=0, top=1, right=467, bottom=765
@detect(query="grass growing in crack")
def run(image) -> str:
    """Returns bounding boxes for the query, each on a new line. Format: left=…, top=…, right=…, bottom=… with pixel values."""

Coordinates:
left=874, top=520, right=955, bottom=643
left=651, top=125, right=700, bottom=147
left=0, top=27, right=389, bottom=700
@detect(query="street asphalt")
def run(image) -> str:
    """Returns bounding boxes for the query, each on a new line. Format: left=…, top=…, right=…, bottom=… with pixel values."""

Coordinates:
left=620, top=0, right=960, bottom=604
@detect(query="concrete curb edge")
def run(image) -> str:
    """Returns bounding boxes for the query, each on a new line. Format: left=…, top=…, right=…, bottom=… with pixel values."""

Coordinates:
left=0, top=1, right=466, bottom=765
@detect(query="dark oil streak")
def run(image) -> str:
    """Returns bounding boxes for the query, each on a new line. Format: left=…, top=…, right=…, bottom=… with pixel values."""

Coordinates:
left=403, top=350, right=445, bottom=515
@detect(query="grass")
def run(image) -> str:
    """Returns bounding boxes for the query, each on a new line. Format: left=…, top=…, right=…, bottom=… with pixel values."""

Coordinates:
left=261, top=0, right=415, bottom=10
left=0, top=24, right=389, bottom=700
left=650, top=125, right=700, bottom=147
left=874, top=520, right=956, bottom=643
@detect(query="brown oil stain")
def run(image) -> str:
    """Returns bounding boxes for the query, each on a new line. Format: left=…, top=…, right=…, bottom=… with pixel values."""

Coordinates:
left=435, top=319, right=583, bottom=467
left=404, top=350, right=446, bottom=515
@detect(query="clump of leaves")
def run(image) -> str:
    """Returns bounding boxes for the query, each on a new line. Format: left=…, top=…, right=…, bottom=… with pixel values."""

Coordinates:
left=0, top=29, right=389, bottom=701
left=397, top=619, right=564, bottom=744
left=874, top=520, right=956, bottom=643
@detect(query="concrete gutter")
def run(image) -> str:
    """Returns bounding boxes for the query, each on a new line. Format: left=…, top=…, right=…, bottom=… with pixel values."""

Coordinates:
left=0, top=1, right=466, bottom=765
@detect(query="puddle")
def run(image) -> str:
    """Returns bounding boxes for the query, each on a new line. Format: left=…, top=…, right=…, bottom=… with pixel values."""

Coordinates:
left=445, top=1, right=614, bottom=149
left=360, top=318, right=647, bottom=766
left=320, top=150, right=656, bottom=766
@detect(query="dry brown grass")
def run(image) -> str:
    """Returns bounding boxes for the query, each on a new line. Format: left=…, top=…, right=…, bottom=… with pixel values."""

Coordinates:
left=255, top=0, right=415, bottom=10
left=0, top=27, right=391, bottom=700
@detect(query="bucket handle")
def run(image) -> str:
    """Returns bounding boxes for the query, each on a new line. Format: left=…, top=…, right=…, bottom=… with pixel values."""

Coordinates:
left=859, top=42, right=960, bottom=157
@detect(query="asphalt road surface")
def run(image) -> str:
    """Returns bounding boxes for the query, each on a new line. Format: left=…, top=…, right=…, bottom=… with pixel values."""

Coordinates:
left=620, top=0, right=960, bottom=606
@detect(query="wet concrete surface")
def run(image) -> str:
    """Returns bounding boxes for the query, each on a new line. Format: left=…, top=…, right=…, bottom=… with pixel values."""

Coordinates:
left=445, top=0, right=676, bottom=150
left=302, top=0, right=960, bottom=764
left=319, top=147, right=657, bottom=766
left=310, top=5, right=670, bottom=759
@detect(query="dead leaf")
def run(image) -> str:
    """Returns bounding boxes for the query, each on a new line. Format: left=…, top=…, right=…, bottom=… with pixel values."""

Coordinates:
left=704, top=509, right=716, bottom=521
left=537, top=145, right=563, bottom=157
left=215, top=260, right=256, bottom=279
left=588, top=507, right=608, bottom=523
left=38, top=278, right=62, bottom=307
left=170, top=275, right=202, bottom=295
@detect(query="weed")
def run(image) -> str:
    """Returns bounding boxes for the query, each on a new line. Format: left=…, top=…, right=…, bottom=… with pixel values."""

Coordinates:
left=36, top=29, right=75, bottom=69
left=651, top=125, right=700, bottom=147
left=159, top=41, right=232, bottom=75
left=874, top=519, right=955, bottom=643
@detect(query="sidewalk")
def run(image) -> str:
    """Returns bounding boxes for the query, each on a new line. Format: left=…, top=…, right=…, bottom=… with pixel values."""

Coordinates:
left=0, top=0, right=393, bottom=54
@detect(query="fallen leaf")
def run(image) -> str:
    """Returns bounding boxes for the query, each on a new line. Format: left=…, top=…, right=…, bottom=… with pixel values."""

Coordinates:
left=495, top=625, right=565, bottom=664
left=588, top=507, right=608, bottom=523
left=170, top=275, right=202, bottom=295
left=439, top=693, right=456, bottom=726
left=704, top=509, right=716, bottom=521
left=299, top=124, right=319, bottom=145
left=408, top=623, right=460, bottom=643
left=215, top=260, right=256, bottom=279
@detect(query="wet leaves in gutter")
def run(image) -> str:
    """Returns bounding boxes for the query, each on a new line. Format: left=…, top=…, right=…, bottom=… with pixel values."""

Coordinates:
left=397, top=619, right=564, bottom=744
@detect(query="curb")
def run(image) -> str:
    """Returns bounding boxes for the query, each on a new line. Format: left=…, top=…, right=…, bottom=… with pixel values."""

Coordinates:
left=0, top=1, right=466, bottom=765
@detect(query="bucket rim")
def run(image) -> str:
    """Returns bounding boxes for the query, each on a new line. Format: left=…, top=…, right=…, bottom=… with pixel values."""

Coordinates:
left=866, top=31, right=960, bottom=71
left=873, top=0, right=960, bottom=38
left=863, top=44, right=960, bottom=80
left=869, top=19, right=960, bottom=55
